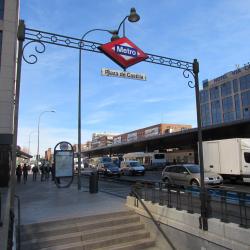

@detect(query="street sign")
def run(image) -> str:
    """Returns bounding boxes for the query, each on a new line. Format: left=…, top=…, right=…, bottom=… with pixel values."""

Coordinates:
left=99, top=37, right=148, bottom=69
left=101, top=68, right=146, bottom=81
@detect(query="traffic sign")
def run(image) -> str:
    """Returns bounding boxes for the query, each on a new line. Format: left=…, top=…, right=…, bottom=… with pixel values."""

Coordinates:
left=99, top=37, right=148, bottom=70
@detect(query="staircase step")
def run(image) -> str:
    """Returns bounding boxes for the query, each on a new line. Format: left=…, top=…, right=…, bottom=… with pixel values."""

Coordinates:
left=38, top=229, right=150, bottom=250
left=21, top=214, right=140, bottom=241
left=21, top=222, right=145, bottom=250
left=96, top=238, right=156, bottom=250
left=20, top=210, right=134, bottom=232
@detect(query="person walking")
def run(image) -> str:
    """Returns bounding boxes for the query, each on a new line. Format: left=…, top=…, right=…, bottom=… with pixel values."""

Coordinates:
left=51, top=163, right=55, bottom=181
left=16, top=165, right=22, bottom=183
left=40, top=164, right=45, bottom=182
left=45, top=164, right=50, bottom=181
left=22, top=164, right=28, bottom=184
left=32, top=165, right=39, bottom=181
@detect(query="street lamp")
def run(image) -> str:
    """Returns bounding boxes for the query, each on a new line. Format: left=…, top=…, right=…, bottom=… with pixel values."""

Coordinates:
left=77, top=8, right=140, bottom=190
left=37, top=110, right=55, bottom=167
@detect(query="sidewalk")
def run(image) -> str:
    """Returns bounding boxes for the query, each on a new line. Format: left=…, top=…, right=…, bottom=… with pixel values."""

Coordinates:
left=15, top=174, right=128, bottom=225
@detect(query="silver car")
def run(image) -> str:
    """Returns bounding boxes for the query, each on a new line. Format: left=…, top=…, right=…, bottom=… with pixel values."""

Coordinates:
left=162, top=164, right=223, bottom=186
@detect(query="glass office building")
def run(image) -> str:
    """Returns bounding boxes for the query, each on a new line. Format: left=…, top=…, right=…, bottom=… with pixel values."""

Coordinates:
left=200, top=63, right=250, bottom=126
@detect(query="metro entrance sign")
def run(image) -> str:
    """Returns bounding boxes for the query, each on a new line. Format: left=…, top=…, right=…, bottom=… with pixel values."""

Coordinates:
left=99, top=37, right=148, bottom=70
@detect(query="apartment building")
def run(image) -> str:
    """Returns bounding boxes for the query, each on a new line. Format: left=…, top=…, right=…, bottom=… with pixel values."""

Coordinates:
left=91, top=133, right=116, bottom=148
left=0, top=0, right=19, bottom=186
left=113, top=123, right=192, bottom=144
left=200, top=63, right=250, bottom=126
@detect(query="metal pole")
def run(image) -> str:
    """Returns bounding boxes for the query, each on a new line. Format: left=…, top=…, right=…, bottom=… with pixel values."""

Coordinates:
left=37, top=114, right=41, bottom=167
left=37, top=111, right=55, bottom=167
left=193, top=58, right=208, bottom=230
left=78, top=48, right=82, bottom=190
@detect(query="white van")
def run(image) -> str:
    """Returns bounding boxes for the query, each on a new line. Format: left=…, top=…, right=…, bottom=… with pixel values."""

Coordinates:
left=120, top=160, right=145, bottom=176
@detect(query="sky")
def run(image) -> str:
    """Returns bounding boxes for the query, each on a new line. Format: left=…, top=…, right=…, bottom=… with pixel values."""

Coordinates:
left=18, top=0, right=250, bottom=156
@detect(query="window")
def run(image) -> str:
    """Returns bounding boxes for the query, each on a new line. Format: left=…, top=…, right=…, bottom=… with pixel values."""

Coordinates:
left=200, top=90, right=209, bottom=103
left=241, top=90, right=250, bottom=108
left=201, top=103, right=211, bottom=126
left=222, top=96, right=233, bottom=113
left=223, top=112, right=235, bottom=122
left=186, top=165, right=200, bottom=173
left=210, top=87, right=220, bottom=100
left=221, top=81, right=232, bottom=97
left=233, top=79, right=238, bottom=93
left=244, top=153, right=250, bottom=164
left=211, top=100, right=222, bottom=124
left=177, top=166, right=188, bottom=174
left=234, top=94, right=241, bottom=119
left=240, top=74, right=250, bottom=91
left=154, top=154, right=165, bottom=159
left=0, top=0, right=3, bottom=19
left=243, top=108, right=250, bottom=119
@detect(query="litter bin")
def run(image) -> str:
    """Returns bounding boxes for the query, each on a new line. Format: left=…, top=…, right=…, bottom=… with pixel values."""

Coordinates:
left=89, top=171, right=98, bottom=193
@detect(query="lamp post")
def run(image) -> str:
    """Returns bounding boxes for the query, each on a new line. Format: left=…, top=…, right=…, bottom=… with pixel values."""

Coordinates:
left=77, top=8, right=140, bottom=190
left=37, top=110, right=55, bottom=167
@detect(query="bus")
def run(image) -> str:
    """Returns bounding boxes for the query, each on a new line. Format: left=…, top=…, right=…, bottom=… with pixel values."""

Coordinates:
left=122, top=152, right=167, bottom=170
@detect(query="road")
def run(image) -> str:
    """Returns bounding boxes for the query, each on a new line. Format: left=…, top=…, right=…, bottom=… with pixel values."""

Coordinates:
left=79, top=171, right=250, bottom=227
left=97, top=170, right=250, bottom=193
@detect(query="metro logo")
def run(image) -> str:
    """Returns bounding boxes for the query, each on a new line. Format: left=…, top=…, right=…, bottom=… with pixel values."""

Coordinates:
left=99, top=37, right=148, bottom=69
left=115, top=45, right=137, bottom=58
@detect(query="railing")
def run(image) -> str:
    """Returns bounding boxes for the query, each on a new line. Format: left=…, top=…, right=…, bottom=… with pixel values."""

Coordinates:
left=131, top=181, right=250, bottom=229
left=131, top=188, right=176, bottom=250
left=0, top=192, right=2, bottom=227
left=15, top=195, right=21, bottom=250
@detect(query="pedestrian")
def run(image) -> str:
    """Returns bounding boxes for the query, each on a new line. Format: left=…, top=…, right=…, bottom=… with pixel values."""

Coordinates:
left=51, top=163, right=55, bottom=181
left=45, top=164, right=50, bottom=181
left=32, top=165, right=39, bottom=181
left=40, top=164, right=45, bottom=182
left=22, top=164, right=28, bottom=184
left=16, top=165, right=22, bottom=183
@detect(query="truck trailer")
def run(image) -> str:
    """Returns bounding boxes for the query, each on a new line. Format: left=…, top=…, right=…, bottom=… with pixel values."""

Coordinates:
left=202, top=138, right=250, bottom=183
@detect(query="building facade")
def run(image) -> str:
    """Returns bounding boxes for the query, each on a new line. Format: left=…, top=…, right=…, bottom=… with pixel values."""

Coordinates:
left=113, top=123, right=192, bottom=145
left=91, top=133, right=116, bottom=148
left=0, top=0, right=19, bottom=186
left=200, top=63, right=250, bottom=127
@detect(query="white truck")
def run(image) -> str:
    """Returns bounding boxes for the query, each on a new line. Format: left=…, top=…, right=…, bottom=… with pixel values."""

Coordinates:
left=202, top=138, right=250, bottom=183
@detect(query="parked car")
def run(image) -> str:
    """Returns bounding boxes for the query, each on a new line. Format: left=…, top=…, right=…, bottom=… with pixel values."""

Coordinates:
left=97, top=162, right=120, bottom=177
left=161, top=164, right=223, bottom=186
left=120, top=160, right=145, bottom=176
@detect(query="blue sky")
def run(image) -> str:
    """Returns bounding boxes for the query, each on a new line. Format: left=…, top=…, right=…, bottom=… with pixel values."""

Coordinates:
left=18, top=0, right=250, bottom=156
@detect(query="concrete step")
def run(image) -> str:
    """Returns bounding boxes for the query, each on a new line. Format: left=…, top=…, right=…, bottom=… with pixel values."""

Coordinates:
left=21, top=222, right=145, bottom=250
left=38, top=229, right=150, bottom=250
left=96, top=238, right=156, bottom=250
left=20, top=210, right=133, bottom=232
left=21, top=214, right=140, bottom=241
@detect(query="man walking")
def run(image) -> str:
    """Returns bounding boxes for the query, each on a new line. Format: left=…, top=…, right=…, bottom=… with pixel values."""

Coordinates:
left=16, top=165, right=22, bottom=183
left=32, top=165, right=39, bottom=181
left=22, top=164, right=28, bottom=184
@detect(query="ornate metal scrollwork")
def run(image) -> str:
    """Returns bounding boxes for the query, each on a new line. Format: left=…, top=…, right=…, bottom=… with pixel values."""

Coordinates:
left=22, top=40, right=46, bottom=64
left=183, top=69, right=195, bottom=88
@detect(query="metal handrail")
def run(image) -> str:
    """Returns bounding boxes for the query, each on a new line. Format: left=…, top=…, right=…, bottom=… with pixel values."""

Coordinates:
left=14, top=195, right=20, bottom=250
left=131, top=188, right=176, bottom=250
left=0, top=192, right=2, bottom=227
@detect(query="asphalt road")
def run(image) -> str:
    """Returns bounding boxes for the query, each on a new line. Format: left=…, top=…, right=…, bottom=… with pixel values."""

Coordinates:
left=98, top=170, right=250, bottom=193
left=82, top=173, right=250, bottom=228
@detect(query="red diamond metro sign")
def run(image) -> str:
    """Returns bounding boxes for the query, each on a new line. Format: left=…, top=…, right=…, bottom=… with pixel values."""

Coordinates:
left=99, top=37, right=148, bottom=70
